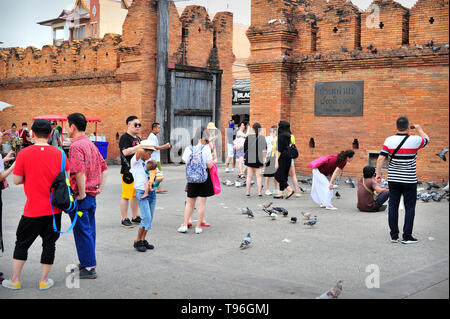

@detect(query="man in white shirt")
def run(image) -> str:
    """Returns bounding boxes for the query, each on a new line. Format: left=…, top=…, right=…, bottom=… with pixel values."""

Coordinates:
left=147, top=123, right=171, bottom=193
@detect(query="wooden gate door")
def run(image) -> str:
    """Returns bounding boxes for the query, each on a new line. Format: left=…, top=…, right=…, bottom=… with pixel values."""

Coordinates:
left=167, top=65, right=222, bottom=163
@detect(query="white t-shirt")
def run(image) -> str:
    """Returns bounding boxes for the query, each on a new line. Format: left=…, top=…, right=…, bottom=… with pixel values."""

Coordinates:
left=147, top=132, right=160, bottom=162
left=130, top=154, right=149, bottom=191
left=265, top=135, right=275, bottom=158
left=182, top=144, right=212, bottom=165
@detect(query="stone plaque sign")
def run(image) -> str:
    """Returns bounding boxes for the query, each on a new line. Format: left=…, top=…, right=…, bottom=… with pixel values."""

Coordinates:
left=314, top=81, right=364, bottom=116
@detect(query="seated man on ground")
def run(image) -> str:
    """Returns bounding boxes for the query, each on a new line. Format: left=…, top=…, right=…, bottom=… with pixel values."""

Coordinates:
left=357, top=166, right=390, bottom=212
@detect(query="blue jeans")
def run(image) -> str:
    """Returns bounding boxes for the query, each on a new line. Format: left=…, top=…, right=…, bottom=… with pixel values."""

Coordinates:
left=136, top=190, right=156, bottom=231
left=69, top=194, right=97, bottom=269
left=373, top=192, right=390, bottom=211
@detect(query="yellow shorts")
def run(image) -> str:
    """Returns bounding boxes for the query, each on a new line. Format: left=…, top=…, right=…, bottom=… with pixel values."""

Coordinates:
left=121, top=174, right=136, bottom=199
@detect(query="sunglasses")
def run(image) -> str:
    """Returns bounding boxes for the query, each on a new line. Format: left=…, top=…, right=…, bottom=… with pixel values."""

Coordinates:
left=134, top=123, right=142, bottom=128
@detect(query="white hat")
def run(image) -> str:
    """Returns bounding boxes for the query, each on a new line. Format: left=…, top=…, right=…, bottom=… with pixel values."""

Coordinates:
left=139, top=140, right=157, bottom=151
left=207, top=122, right=217, bottom=130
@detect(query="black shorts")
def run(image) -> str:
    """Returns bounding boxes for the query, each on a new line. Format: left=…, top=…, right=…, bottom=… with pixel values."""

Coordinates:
left=187, top=171, right=214, bottom=198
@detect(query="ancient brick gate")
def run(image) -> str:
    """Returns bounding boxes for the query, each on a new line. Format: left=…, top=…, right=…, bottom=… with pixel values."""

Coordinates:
left=167, top=64, right=222, bottom=163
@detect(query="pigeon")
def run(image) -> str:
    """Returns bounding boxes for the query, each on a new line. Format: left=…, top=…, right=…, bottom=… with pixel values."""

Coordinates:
left=432, top=46, right=441, bottom=53
left=223, top=179, right=233, bottom=186
left=268, top=19, right=277, bottom=24
left=299, top=186, right=306, bottom=193
left=290, top=216, right=297, bottom=223
left=314, top=54, right=322, bottom=60
left=242, top=207, right=254, bottom=218
left=371, top=48, right=378, bottom=54
left=279, top=19, right=286, bottom=25
left=284, top=49, right=290, bottom=56
left=367, top=44, right=374, bottom=50
left=416, top=45, right=424, bottom=50
left=301, top=212, right=312, bottom=220
left=345, top=178, right=355, bottom=188
left=445, top=44, right=449, bottom=49
left=426, top=40, right=433, bottom=47
left=240, top=233, right=252, bottom=250
left=270, top=212, right=277, bottom=220
left=281, top=54, right=286, bottom=62
left=272, top=207, right=288, bottom=216
left=335, top=191, right=341, bottom=199
left=350, top=51, right=357, bottom=57
left=317, top=280, right=343, bottom=299
left=420, top=193, right=432, bottom=202
left=262, top=202, right=273, bottom=209
left=356, top=46, right=362, bottom=51
left=235, top=181, right=242, bottom=187
left=341, top=46, right=348, bottom=53
left=436, top=147, right=449, bottom=161
left=427, top=181, right=440, bottom=189
left=300, top=178, right=312, bottom=184
left=304, top=216, right=317, bottom=226
left=302, top=55, right=309, bottom=61
left=443, top=184, right=449, bottom=192
left=263, top=208, right=277, bottom=216
left=432, top=193, right=444, bottom=202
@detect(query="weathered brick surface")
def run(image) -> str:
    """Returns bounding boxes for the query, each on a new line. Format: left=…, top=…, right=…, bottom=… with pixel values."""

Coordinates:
left=0, top=0, right=234, bottom=161
left=247, top=0, right=449, bottom=182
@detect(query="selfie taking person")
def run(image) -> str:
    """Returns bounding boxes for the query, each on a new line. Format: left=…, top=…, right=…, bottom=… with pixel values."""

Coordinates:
left=376, top=117, right=429, bottom=244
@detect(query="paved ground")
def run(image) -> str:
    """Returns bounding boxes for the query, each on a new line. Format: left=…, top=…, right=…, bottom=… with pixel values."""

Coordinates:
left=0, top=164, right=448, bottom=299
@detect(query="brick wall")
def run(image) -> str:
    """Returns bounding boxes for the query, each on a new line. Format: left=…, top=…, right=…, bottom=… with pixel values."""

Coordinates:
left=0, top=0, right=234, bottom=161
left=247, top=0, right=449, bottom=182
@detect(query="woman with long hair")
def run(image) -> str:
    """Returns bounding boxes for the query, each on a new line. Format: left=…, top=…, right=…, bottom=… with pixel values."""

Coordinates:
left=310, top=150, right=355, bottom=210
left=244, top=123, right=267, bottom=197
left=178, top=127, right=214, bottom=234
left=235, top=122, right=249, bottom=179
left=274, top=121, right=295, bottom=199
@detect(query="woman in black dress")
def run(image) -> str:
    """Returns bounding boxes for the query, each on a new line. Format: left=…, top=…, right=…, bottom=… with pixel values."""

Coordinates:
left=244, top=123, right=267, bottom=197
left=274, top=121, right=295, bottom=199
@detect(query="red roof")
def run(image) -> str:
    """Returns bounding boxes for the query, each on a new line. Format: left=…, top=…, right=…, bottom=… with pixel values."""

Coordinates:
left=32, top=115, right=101, bottom=122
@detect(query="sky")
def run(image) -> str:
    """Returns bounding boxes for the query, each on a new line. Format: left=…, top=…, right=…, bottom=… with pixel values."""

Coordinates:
left=0, top=0, right=418, bottom=49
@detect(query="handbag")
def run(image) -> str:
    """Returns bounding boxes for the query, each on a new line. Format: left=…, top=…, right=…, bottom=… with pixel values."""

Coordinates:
left=362, top=178, right=378, bottom=201
left=120, top=151, right=134, bottom=184
left=209, top=162, right=221, bottom=195
left=287, top=143, right=299, bottom=159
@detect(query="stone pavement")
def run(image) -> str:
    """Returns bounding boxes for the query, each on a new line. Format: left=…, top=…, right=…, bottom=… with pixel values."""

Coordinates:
left=0, top=164, right=448, bottom=299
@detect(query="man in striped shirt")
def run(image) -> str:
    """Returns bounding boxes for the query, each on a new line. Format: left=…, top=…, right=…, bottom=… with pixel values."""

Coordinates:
left=375, top=116, right=429, bottom=244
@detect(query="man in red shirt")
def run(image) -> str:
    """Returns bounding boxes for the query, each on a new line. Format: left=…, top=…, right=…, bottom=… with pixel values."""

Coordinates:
left=2, top=119, right=69, bottom=291
left=67, top=113, right=108, bottom=279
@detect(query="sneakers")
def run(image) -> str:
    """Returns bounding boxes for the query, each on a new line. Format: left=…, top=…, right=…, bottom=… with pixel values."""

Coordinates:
left=177, top=225, right=188, bottom=233
left=39, top=279, right=54, bottom=290
left=225, top=168, right=230, bottom=173
left=295, top=193, right=301, bottom=198
left=131, top=216, right=142, bottom=224
left=2, top=279, right=21, bottom=290
left=265, top=190, right=272, bottom=196
left=325, top=206, right=338, bottom=210
left=142, top=240, right=154, bottom=250
left=134, top=240, right=147, bottom=252
left=402, top=236, right=419, bottom=244
left=195, top=227, right=203, bottom=234
left=79, top=268, right=97, bottom=279
left=391, top=236, right=400, bottom=243
left=377, top=204, right=388, bottom=212
left=121, top=218, right=134, bottom=228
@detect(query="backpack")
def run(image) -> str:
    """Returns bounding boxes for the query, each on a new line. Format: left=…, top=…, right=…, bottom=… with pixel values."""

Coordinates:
left=308, top=155, right=332, bottom=169
left=186, top=145, right=208, bottom=183
left=49, top=149, right=79, bottom=233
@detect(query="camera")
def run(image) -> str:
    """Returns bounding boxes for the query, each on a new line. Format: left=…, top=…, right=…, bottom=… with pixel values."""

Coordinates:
left=410, top=125, right=415, bottom=129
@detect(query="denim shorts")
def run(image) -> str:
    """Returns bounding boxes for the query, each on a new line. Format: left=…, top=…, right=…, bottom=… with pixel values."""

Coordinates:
left=136, top=189, right=156, bottom=230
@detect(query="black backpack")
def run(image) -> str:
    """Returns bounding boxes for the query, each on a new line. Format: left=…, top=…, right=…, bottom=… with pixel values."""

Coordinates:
left=49, top=149, right=79, bottom=233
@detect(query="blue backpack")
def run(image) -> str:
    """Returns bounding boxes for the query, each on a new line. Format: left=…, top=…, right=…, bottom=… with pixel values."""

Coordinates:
left=186, top=145, right=208, bottom=183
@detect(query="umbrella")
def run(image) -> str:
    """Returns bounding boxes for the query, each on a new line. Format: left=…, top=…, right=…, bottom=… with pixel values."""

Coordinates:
left=0, top=101, right=14, bottom=112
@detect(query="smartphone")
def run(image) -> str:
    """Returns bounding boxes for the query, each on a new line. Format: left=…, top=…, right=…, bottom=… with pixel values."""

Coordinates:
left=410, top=125, right=415, bottom=129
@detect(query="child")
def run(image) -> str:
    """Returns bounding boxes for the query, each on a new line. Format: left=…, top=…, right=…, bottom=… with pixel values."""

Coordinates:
left=141, top=160, right=164, bottom=199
